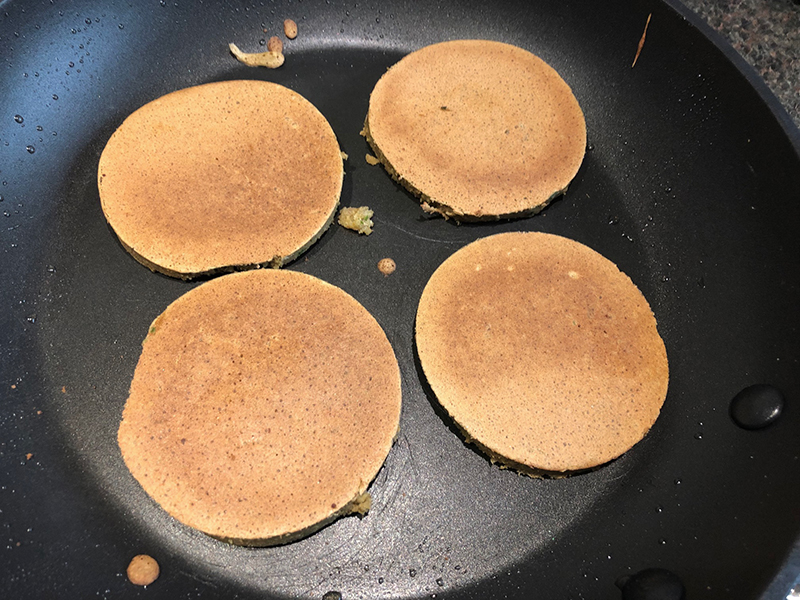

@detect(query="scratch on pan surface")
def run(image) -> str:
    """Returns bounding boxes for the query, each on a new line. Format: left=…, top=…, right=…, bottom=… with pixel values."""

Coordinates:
left=632, top=13, right=652, bottom=68
left=383, top=220, right=468, bottom=244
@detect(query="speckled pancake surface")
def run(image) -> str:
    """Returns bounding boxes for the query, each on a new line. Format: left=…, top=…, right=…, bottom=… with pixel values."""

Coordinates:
left=98, top=80, right=343, bottom=278
left=415, top=232, right=668, bottom=473
left=117, top=269, right=402, bottom=545
left=365, top=40, right=586, bottom=220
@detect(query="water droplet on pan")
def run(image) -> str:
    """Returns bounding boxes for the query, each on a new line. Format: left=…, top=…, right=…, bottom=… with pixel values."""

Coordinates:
left=26, top=145, right=35, bottom=154
left=730, top=384, right=784, bottom=430
left=14, top=115, right=24, bottom=124
left=616, top=568, right=685, bottom=600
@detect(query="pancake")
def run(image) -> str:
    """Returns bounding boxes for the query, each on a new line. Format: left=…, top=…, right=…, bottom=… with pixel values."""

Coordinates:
left=98, top=80, right=343, bottom=279
left=117, top=269, right=402, bottom=545
left=364, top=40, right=587, bottom=221
left=415, top=232, right=668, bottom=474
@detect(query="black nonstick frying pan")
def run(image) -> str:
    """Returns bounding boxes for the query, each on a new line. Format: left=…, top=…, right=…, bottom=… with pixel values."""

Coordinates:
left=2, top=0, right=799, bottom=598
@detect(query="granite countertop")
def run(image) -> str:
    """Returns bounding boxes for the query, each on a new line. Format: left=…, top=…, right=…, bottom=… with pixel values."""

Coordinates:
left=682, top=0, right=800, bottom=132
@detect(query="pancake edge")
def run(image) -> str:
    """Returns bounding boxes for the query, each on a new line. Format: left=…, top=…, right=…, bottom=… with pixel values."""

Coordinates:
left=361, top=117, right=568, bottom=222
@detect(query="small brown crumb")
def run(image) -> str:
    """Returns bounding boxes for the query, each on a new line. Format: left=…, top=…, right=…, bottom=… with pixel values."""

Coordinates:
left=11, top=384, right=16, bottom=390
left=378, top=258, right=396, bottom=276
left=229, top=42, right=284, bottom=69
left=365, top=153, right=380, bottom=165
left=25, top=453, right=33, bottom=461
left=127, top=554, right=160, bottom=586
left=338, top=206, right=374, bottom=235
left=36, top=410, right=42, bottom=415
left=267, top=36, right=283, bottom=54
left=284, top=19, right=298, bottom=39
left=340, top=150, right=349, bottom=161
left=61, top=386, right=66, bottom=393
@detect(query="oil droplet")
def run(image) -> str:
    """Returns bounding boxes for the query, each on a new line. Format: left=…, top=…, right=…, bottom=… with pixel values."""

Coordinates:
left=118, top=23, right=124, bottom=29
left=616, top=568, right=685, bottom=599
left=377, top=577, right=384, bottom=584
left=14, top=115, right=24, bottom=124
left=321, top=592, right=342, bottom=600
left=26, top=145, right=35, bottom=154
left=68, top=61, right=74, bottom=67
left=730, top=384, right=784, bottom=430
left=0, top=195, right=4, bottom=202
left=85, top=18, right=92, bottom=24
left=656, top=505, right=663, bottom=513
left=608, top=215, right=619, bottom=225
left=436, top=577, right=444, bottom=586
left=36, top=126, right=43, bottom=132
left=674, top=478, right=682, bottom=486
left=409, top=568, right=417, bottom=578
left=693, top=432, right=703, bottom=440
left=52, top=94, right=59, bottom=100
left=259, top=38, right=266, bottom=45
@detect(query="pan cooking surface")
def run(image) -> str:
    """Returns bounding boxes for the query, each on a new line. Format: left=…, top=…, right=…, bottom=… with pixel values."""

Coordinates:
left=2, top=1, right=799, bottom=598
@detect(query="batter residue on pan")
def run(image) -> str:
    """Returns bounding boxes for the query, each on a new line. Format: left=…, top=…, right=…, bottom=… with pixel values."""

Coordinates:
left=415, top=232, right=668, bottom=474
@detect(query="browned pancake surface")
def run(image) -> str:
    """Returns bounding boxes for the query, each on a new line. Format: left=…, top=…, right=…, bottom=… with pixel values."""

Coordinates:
left=415, top=232, right=668, bottom=473
left=118, top=270, right=402, bottom=545
left=366, top=40, right=586, bottom=220
left=98, top=80, right=343, bottom=278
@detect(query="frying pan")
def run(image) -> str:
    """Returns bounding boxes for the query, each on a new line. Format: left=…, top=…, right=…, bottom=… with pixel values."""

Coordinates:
left=1, top=0, right=798, bottom=598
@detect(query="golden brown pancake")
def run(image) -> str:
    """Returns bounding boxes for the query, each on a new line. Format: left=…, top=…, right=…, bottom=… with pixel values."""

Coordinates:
left=365, top=40, right=586, bottom=221
left=98, top=80, right=343, bottom=279
left=415, top=232, right=668, bottom=474
left=118, top=269, right=402, bottom=545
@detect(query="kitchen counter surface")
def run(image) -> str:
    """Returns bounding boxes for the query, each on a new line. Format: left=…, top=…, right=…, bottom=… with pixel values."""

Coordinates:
left=683, top=0, right=800, bottom=132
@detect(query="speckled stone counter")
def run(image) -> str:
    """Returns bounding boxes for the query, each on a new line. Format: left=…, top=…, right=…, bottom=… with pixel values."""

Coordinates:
left=681, top=0, right=800, bottom=132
